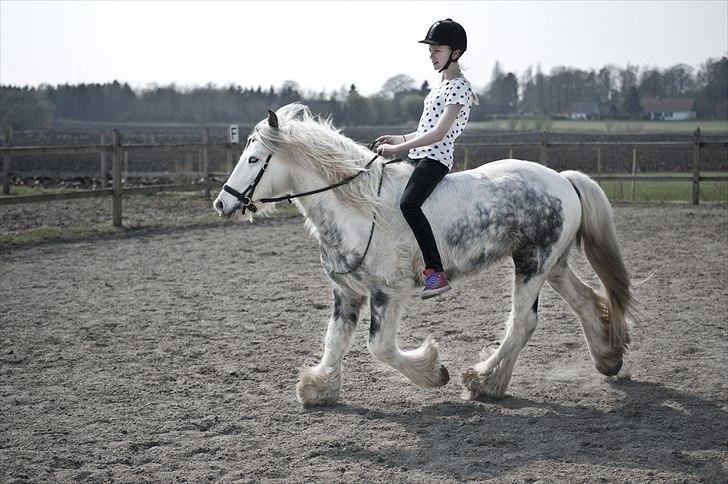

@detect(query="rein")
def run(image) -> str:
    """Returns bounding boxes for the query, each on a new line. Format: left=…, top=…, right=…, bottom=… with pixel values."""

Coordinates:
left=328, top=156, right=403, bottom=275
left=223, top=152, right=392, bottom=215
left=222, top=140, right=404, bottom=275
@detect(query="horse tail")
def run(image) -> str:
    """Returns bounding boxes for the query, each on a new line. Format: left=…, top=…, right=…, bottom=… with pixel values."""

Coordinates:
left=560, top=170, right=634, bottom=349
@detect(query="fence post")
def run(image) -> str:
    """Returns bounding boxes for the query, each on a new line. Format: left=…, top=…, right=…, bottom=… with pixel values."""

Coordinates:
left=596, top=146, right=602, bottom=185
left=202, top=127, right=210, bottom=199
left=463, top=147, right=469, bottom=171
left=539, top=131, right=548, bottom=166
left=2, top=129, right=11, bottom=195
left=184, top=152, right=193, bottom=183
left=631, top=147, right=637, bottom=201
left=99, top=133, right=108, bottom=188
left=508, top=148, right=513, bottom=159
left=225, top=143, right=233, bottom=173
left=112, top=129, right=122, bottom=227
left=692, top=127, right=701, bottom=205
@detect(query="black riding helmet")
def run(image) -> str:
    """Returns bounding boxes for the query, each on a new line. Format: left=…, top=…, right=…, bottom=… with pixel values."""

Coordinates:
left=419, top=18, right=467, bottom=73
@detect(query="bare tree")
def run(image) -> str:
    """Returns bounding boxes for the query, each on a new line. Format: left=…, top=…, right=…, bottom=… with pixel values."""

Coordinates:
left=379, top=74, right=416, bottom=100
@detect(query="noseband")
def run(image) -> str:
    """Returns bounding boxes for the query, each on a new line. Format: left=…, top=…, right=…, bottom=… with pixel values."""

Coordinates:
left=222, top=153, right=274, bottom=214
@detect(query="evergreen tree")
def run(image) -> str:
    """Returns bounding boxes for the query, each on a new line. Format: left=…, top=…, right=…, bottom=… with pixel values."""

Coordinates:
left=1, top=55, right=720, bottom=126
left=695, top=56, right=728, bottom=119
left=483, top=62, right=518, bottom=114
left=622, top=86, right=642, bottom=118
left=420, top=80, right=430, bottom=96
left=0, top=86, right=54, bottom=130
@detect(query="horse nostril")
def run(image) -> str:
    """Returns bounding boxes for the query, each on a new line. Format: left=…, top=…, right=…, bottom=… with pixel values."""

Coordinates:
left=214, top=199, right=224, bottom=213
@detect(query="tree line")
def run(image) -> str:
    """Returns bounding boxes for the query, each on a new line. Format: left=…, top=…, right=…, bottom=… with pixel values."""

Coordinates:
left=1, top=56, right=725, bottom=131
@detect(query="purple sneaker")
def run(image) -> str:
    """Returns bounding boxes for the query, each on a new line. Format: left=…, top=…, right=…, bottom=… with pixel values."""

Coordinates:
left=422, top=269, right=452, bottom=299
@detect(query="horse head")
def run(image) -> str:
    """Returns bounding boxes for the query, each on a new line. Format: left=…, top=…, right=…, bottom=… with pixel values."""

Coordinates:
left=213, top=108, right=294, bottom=221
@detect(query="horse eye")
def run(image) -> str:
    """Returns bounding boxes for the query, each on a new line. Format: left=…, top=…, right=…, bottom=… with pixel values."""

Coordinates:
left=249, top=156, right=259, bottom=164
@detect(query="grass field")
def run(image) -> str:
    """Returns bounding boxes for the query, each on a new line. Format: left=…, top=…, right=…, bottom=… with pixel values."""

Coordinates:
left=1, top=179, right=723, bottom=247
left=3, top=174, right=726, bottom=204
left=1, top=185, right=91, bottom=197
left=0, top=213, right=222, bottom=246
left=598, top=173, right=727, bottom=202
left=467, top=119, right=728, bottom=135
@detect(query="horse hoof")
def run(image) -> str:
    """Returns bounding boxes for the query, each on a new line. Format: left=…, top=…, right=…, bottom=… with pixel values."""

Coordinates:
left=296, top=383, right=339, bottom=407
left=597, top=358, right=623, bottom=377
left=296, top=366, right=341, bottom=407
left=605, top=358, right=623, bottom=377
left=460, top=367, right=504, bottom=401
left=439, top=365, right=450, bottom=386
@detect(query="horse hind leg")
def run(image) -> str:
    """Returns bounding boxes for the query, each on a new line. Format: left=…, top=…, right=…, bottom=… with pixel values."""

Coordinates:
left=461, top=256, right=546, bottom=400
left=367, top=287, right=450, bottom=389
left=546, top=258, right=626, bottom=376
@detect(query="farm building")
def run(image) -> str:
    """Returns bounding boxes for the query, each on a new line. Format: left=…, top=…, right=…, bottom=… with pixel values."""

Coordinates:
left=641, top=97, right=696, bottom=120
left=565, top=102, right=601, bottom=120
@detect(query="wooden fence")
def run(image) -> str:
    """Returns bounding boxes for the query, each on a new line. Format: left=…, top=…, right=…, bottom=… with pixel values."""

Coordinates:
left=1, top=128, right=726, bottom=227
left=0, top=128, right=241, bottom=227
left=459, top=128, right=727, bottom=204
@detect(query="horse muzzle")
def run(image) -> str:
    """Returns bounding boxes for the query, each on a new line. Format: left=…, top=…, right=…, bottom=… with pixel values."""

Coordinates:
left=214, top=197, right=257, bottom=219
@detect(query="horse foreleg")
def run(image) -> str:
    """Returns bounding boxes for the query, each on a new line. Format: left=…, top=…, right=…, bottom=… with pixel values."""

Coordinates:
left=367, top=287, right=450, bottom=389
left=462, top=265, right=545, bottom=400
left=296, top=284, right=365, bottom=407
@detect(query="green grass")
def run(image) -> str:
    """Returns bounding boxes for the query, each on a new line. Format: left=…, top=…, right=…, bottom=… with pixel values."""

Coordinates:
left=0, top=224, right=124, bottom=246
left=1, top=181, right=231, bottom=198
left=1, top=175, right=724, bottom=247
left=0, top=194, right=301, bottom=247
left=1, top=186, right=220, bottom=198
left=467, top=119, right=728, bottom=135
left=0, top=213, right=227, bottom=247
left=1, top=185, right=80, bottom=197
left=597, top=171, right=728, bottom=202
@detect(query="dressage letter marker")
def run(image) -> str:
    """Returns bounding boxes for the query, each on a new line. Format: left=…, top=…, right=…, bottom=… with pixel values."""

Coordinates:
left=229, top=125, right=239, bottom=144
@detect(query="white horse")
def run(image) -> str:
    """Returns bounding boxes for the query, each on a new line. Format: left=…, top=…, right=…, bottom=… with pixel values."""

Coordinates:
left=214, top=103, right=634, bottom=406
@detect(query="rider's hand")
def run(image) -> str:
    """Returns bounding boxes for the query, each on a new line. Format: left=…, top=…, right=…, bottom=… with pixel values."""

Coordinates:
left=375, top=134, right=405, bottom=146
left=376, top=143, right=399, bottom=158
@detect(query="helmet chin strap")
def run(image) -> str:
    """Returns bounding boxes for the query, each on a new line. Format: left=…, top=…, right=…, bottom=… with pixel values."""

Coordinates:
left=439, top=54, right=452, bottom=73
left=438, top=51, right=459, bottom=73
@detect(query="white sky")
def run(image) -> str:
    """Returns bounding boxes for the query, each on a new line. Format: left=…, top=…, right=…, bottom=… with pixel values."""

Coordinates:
left=1, top=1, right=726, bottom=96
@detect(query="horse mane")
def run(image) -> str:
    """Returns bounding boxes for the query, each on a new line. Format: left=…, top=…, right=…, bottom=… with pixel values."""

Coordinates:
left=255, top=103, right=399, bottom=222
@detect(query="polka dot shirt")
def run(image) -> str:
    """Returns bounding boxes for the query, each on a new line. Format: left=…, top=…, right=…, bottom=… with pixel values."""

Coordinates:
left=409, top=76, right=475, bottom=171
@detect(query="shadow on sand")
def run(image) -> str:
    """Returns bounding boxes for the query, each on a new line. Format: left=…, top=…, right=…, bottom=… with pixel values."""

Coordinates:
left=318, top=379, right=727, bottom=481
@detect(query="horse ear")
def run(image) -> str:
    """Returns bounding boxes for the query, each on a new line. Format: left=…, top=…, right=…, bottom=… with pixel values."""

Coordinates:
left=267, top=109, right=279, bottom=129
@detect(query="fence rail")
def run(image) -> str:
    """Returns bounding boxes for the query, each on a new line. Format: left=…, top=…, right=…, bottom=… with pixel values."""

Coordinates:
left=1, top=127, right=727, bottom=227
left=459, top=140, right=728, bottom=147
left=0, top=128, right=244, bottom=226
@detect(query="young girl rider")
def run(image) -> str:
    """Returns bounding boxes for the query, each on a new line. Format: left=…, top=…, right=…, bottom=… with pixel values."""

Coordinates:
left=375, top=18, right=477, bottom=299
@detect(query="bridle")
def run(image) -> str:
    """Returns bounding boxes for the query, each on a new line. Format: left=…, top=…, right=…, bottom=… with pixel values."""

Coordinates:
left=222, top=141, right=404, bottom=274
left=222, top=141, right=400, bottom=216
left=222, top=153, right=274, bottom=215
left=223, top=153, right=385, bottom=216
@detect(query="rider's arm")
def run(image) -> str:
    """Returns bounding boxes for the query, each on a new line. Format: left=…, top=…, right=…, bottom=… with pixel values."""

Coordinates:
left=397, top=104, right=462, bottom=151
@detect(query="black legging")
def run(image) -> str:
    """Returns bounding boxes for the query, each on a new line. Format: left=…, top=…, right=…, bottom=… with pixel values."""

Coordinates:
left=400, top=157, right=449, bottom=272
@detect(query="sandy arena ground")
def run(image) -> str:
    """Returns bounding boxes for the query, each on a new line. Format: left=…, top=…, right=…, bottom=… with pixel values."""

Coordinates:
left=1, top=198, right=727, bottom=482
